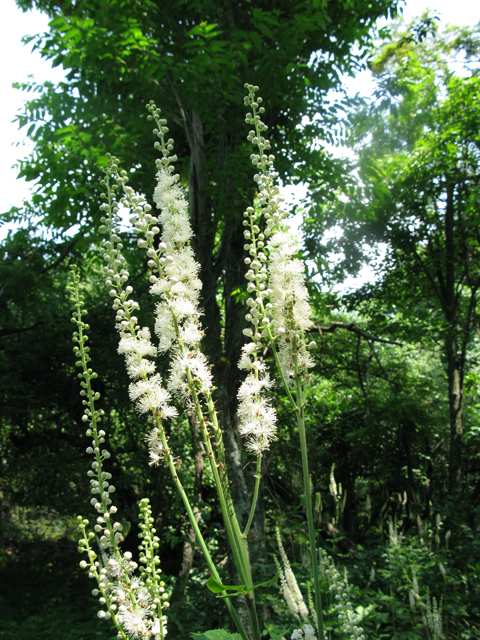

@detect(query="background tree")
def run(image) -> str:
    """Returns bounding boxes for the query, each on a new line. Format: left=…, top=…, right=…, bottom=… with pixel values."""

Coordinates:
left=305, top=17, right=480, bottom=491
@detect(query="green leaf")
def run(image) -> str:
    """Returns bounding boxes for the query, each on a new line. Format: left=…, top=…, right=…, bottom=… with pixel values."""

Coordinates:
left=269, top=629, right=291, bottom=640
left=191, top=630, right=243, bottom=640
left=206, top=572, right=278, bottom=597
left=256, top=22, right=274, bottom=40
left=206, top=577, right=246, bottom=594
left=247, top=572, right=279, bottom=593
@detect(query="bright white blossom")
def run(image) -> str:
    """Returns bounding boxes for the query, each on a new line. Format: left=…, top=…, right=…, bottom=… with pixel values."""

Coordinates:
left=276, top=529, right=311, bottom=624
left=168, top=351, right=213, bottom=401
left=145, top=428, right=165, bottom=466
left=237, top=343, right=277, bottom=453
left=125, top=356, right=156, bottom=380
left=148, top=123, right=212, bottom=409
left=117, top=606, right=151, bottom=639
left=268, top=231, right=311, bottom=331
left=118, top=328, right=158, bottom=359
left=129, top=375, right=177, bottom=418
left=154, top=170, right=186, bottom=214
left=238, top=342, right=258, bottom=371
left=291, top=624, right=317, bottom=640
left=267, top=230, right=313, bottom=383
left=291, top=625, right=317, bottom=640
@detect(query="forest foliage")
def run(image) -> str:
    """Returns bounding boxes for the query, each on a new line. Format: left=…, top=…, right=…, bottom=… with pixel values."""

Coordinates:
left=1, top=1, right=480, bottom=639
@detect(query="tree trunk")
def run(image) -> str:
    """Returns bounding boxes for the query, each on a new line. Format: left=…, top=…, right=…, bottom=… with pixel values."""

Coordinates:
left=443, top=181, right=464, bottom=490
left=446, top=333, right=464, bottom=489
left=187, top=108, right=252, bottom=522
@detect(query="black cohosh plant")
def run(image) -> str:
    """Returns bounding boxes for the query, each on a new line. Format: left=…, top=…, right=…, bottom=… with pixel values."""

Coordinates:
left=69, top=85, right=365, bottom=640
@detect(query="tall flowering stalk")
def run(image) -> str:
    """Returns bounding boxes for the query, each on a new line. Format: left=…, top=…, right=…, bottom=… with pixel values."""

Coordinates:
left=320, top=551, right=366, bottom=640
left=242, top=84, right=324, bottom=638
left=275, top=528, right=310, bottom=624
left=69, top=268, right=169, bottom=640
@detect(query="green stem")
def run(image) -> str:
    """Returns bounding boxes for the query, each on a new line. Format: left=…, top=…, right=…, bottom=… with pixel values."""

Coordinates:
left=266, top=327, right=296, bottom=408
left=158, top=422, right=250, bottom=640
left=295, top=374, right=325, bottom=640
left=243, top=454, right=262, bottom=539
left=158, top=291, right=260, bottom=639
left=199, top=420, right=260, bottom=640
left=185, top=370, right=250, bottom=588
left=201, top=397, right=261, bottom=640
left=245, top=593, right=263, bottom=640
left=269, top=323, right=324, bottom=638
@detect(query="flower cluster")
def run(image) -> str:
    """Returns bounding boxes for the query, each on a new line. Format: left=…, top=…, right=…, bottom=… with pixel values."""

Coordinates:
left=235, top=86, right=284, bottom=455
left=147, top=102, right=210, bottom=405
left=275, top=528, right=310, bottom=624
left=106, top=103, right=213, bottom=441
left=243, top=84, right=315, bottom=386
left=267, top=230, right=314, bottom=382
left=68, top=86, right=373, bottom=640
left=236, top=343, right=277, bottom=454
left=99, top=156, right=177, bottom=453
left=320, top=550, right=365, bottom=640
left=291, top=625, right=318, bottom=640
left=425, top=595, right=443, bottom=640
left=235, top=84, right=316, bottom=455
left=69, top=269, right=168, bottom=639
left=98, top=109, right=236, bottom=557
left=77, top=514, right=168, bottom=640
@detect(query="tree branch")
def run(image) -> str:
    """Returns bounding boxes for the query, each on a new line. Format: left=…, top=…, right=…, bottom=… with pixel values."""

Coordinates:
left=0, top=321, right=45, bottom=338
left=312, top=321, right=403, bottom=346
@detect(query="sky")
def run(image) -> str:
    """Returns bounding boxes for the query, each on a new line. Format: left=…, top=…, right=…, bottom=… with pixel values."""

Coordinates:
left=1, top=0, right=65, bottom=221
left=1, top=0, right=479, bottom=235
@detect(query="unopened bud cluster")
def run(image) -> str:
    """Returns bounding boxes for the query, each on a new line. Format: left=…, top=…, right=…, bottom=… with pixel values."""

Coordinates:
left=69, top=268, right=115, bottom=519
left=320, top=550, right=365, bottom=640
left=244, top=83, right=288, bottom=238
left=242, top=204, right=272, bottom=345
left=138, top=498, right=169, bottom=638
left=242, top=84, right=288, bottom=348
